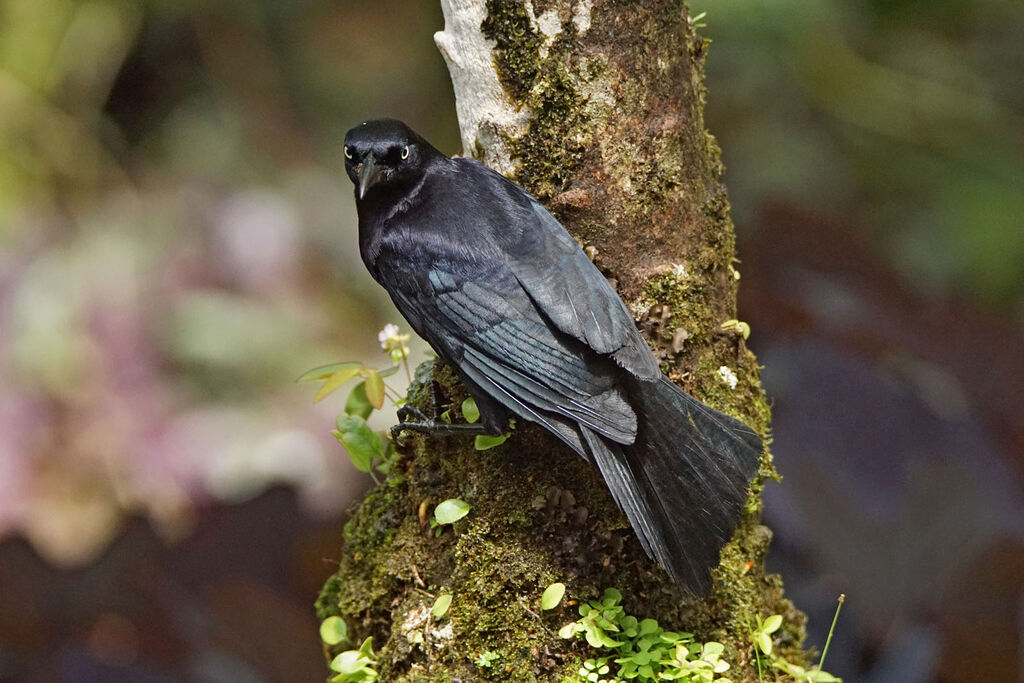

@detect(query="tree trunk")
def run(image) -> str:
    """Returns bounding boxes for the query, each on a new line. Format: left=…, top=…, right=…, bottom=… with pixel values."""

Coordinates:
left=316, top=1, right=810, bottom=680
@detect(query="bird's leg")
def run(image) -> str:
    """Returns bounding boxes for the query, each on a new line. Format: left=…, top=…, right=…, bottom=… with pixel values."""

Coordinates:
left=391, top=413, right=487, bottom=440
left=391, top=382, right=513, bottom=441
left=391, top=403, right=488, bottom=441
left=390, top=421, right=488, bottom=440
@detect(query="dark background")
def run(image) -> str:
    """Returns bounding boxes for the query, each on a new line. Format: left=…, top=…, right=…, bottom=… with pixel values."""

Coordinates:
left=0, top=0, right=1021, bottom=681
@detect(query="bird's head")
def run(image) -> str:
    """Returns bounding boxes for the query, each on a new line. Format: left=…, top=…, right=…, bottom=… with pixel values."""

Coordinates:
left=344, top=119, right=441, bottom=201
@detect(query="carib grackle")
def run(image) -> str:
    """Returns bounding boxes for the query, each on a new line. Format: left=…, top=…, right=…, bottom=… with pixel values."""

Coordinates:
left=344, top=118, right=762, bottom=595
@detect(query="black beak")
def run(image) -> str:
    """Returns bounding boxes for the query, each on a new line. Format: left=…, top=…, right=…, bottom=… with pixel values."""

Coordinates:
left=357, top=154, right=382, bottom=200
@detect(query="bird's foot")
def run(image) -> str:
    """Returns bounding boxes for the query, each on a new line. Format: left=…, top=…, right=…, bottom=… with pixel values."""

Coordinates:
left=396, top=405, right=431, bottom=424
left=390, top=405, right=488, bottom=441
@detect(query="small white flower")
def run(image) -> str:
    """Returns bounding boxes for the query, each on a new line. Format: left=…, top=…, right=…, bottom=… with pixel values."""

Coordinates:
left=378, top=323, right=411, bottom=362
left=378, top=323, right=401, bottom=348
left=717, top=365, right=738, bottom=390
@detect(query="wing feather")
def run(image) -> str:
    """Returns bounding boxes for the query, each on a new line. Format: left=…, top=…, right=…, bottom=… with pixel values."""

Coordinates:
left=392, top=267, right=638, bottom=446
left=503, top=197, right=661, bottom=380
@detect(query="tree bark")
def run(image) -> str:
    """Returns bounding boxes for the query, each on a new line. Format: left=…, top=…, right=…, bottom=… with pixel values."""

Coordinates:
left=317, top=1, right=809, bottom=680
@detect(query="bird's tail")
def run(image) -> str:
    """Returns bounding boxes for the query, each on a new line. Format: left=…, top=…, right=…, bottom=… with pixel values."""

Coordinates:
left=580, top=376, right=762, bottom=595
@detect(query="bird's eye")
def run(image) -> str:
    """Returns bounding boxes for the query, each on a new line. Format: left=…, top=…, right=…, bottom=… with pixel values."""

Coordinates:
left=401, top=146, right=410, bottom=160
left=344, top=145, right=352, bottom=160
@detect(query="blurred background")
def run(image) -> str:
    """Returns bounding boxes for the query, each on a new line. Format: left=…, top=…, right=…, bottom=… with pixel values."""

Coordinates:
left=0, top=0, right=1020, bottom=681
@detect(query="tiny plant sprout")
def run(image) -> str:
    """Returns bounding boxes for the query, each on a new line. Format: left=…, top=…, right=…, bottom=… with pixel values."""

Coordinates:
left=320, top=616, right=348, bottom=646
left=461, top=396, right=480, bottom=423
left=754, top=614, right=783, bottom=656
left=541, top=582, right=566, bottom=610
left=720, top=318, right=751, bottom=339
left=431, top=593, right=452, bottom=619
left=474, top=651, right=499, bottom=668
left=433, top=499, right=471, bottom=525
left=328, top=636, right=378, bottom=682
left=474, top=432, right=509, bottom=450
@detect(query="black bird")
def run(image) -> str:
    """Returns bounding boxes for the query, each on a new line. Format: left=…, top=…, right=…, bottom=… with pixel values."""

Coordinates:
left=344, top=118, right=762, bottom=595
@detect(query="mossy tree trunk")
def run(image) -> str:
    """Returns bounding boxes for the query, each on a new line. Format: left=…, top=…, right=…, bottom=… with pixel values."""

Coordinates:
left=317, top=1, right=810, bottom=680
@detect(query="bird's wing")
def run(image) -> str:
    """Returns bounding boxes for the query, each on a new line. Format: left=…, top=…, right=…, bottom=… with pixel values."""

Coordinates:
left=385, top=266, right=638, bottom=446
left=503, top=197, right=661, bottom=380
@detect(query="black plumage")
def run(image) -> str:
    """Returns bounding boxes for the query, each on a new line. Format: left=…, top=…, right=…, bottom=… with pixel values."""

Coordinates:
left=343, top=118, right=762, bottom=595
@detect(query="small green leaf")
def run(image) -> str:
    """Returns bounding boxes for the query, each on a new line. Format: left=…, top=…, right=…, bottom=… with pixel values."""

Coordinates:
left=364, top=369, right=386, bottom=409
left=297, top=361, right=362, bottom=383
left=461, top=397, right=480, bottom=423
left=434, top=498, right=471, bottom=525
left=762, top=614, right=783, bottom=634
left=329, top=646, right=375, bottom=676
left=756, top=631, right=773, bottom=656
left=320, top=616, right=348, bottom=645
left=474, top=433, right=509, bottom=450
left=541, top=582, right=566, bottom=610
left=335, top=414, right=382, bottom=473
left=329, top=639, right=377, bottom=679
left=345, top=382, right=374, bottom=419
left=638, top=618, right=659, bottom=635
left=558, top=623, right=578, bottom=639
left=314, top=366, right=363, bottom=402
left=329, top=650, right=359, bottom=673
left=431, top=593, right=452, bottom=618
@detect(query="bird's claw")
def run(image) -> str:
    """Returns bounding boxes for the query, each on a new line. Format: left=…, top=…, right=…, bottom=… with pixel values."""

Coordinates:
left=389, top=413, right=488, bottom=442
left=396, top=405, right=430, bottom=424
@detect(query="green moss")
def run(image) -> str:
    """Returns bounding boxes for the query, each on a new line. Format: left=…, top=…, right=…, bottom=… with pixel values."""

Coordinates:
left=480, top=0, right=544, bottom=101
left=482, top=0, right=590, bottom=197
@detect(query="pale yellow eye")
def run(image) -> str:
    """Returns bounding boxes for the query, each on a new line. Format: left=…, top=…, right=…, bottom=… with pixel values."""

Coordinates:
left=344, top=145, right=352, bottom=159
left=401, top=146, right=410, bottom=160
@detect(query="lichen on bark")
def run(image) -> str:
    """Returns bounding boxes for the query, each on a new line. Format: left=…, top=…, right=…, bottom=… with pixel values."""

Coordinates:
left=316, top=1, right=810, bottom=680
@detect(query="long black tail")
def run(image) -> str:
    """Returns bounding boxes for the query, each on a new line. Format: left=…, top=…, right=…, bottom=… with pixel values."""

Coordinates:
left=581, top=376, right=762, bottom=596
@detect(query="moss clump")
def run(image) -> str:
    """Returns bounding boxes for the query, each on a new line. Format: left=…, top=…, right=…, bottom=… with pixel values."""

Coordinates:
left=482, top=1, right=591, bottom=197
left=480, top=0, right=545, bottom=101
